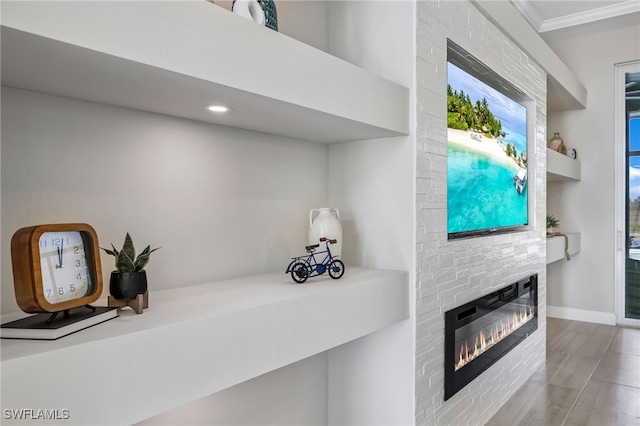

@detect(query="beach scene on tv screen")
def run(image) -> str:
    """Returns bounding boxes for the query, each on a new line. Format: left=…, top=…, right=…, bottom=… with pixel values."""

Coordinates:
left=447, top=62, right=528, bottom=235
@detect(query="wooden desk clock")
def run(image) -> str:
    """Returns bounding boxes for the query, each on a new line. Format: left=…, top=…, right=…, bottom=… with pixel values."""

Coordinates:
left=2, top=223, right=118, bottom=339
left=10, top=223, right=104, bottom=319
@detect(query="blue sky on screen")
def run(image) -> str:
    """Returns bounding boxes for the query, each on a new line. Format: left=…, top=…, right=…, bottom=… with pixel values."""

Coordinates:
left=447, top=62, right=526, bottom=136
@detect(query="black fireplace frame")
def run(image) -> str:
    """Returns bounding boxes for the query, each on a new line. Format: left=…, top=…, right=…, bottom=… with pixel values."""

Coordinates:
left=444, top=274, right=538, bottom=400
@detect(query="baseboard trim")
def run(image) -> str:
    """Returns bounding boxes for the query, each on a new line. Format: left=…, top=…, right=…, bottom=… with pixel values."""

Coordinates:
left=547, top=305, right=616, bottom=325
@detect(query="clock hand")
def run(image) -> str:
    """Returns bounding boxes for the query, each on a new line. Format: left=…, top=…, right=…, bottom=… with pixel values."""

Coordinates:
left=57, top=240, right=64, bottom=269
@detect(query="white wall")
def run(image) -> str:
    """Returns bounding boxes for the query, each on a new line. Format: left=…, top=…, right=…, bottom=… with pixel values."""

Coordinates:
left=328, top=135, right=415, bottom=426
left=215, top=0, right=329, bottom=52
left=138, top=353, right=328, bottom=426
left=325, top=2, right=416, bottom=425
left=544, top=13, right=640, bottom=323
left=0, top=87, right=330, bottom=424
left=1, top=87, right=328, bottom=312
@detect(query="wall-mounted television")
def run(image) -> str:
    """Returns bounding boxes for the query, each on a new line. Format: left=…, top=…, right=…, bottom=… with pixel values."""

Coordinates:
left=447, top=40, right=531, bottom=239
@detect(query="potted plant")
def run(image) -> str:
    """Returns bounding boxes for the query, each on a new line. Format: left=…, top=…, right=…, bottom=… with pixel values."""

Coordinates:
left=101, top=233, right=160, bottom=301
left=546, top=214, right=560, bottom=235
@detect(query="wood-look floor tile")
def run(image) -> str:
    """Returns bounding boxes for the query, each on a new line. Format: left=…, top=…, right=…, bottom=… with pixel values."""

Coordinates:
left=542, top=350, right=601, bottom=390
left=567, top=320, right=619, bottom=337
left=563, top=380, right=640, bottom=426
left=608, top=327, right=640, bottom=356
left=547, top=329, right=614, bottom=358
left=487, top=381, right=580, bottom=426
left=486, top=321, right=640, bottom=426
left=527, top=360, right=552, bottom=386
left=547, top=317, right=573, bottom=343
left=592, top=351, right=640, bottom=388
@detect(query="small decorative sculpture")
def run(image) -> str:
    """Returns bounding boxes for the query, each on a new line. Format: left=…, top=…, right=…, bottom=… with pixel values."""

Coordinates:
left=232, top=0, right=278, bottom=31
left=285, top=238, right=345, bottom=284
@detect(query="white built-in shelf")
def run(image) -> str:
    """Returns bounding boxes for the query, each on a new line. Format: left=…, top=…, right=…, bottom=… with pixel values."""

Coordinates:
left=0, top=1, right=409, bottom=144
left=547, top=148, right=582, bottom=182
left=546, top=233, right=581, bottom=264
left=1, top=267, right=409, bottom=425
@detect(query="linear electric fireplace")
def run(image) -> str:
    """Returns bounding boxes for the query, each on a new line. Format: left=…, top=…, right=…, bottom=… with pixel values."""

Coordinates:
left=444, top=274, right=538, bottom=400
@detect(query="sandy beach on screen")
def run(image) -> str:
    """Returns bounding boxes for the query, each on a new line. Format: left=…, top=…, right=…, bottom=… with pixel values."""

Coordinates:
left=447, top=128, right=523, bottom=172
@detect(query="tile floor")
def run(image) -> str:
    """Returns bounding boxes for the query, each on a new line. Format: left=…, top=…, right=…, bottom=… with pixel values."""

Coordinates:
left=486, top=317, right=640, bottom=426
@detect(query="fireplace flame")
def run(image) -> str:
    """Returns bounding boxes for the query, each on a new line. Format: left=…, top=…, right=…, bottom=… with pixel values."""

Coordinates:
left=455, top=304, right=534, bottom=371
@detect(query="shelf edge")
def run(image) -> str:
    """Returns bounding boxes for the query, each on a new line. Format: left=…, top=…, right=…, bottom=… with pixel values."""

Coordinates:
left=547, top=148, right=582, bottom=181
left=546, top=233, right=581, bottom=264
left=1, top=268, right=409, bottom=424
left=1, top=2, right=409, bottom=143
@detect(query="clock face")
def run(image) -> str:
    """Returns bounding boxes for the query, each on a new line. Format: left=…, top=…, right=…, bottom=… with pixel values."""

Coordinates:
left=38, top=231, right=94, bottom=304
left=11, top=223, right=103, bottom=313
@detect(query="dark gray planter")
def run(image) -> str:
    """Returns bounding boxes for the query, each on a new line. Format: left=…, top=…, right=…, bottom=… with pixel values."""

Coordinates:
left=110, top=271, right=148, bottom=300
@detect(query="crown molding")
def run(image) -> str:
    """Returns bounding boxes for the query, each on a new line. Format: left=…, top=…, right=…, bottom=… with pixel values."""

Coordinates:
left=473, top=0, right=587, bottom=110
left=539, top=0, right=640, bottom=33
left=511, top=0, right=544, bottom=32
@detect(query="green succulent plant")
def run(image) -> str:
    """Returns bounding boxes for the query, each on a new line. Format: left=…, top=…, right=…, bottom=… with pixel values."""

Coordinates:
left=101, top=233, right=160, bottom=273
left=546, top=214, right=560, bottom=229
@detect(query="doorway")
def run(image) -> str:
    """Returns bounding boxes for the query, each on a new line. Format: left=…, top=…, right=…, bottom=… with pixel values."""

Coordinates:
left=616, top=60, right=640, bottom=326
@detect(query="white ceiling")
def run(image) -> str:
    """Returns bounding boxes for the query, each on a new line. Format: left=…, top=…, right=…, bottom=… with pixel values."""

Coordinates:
left=513, top=0, right=640, bottom=32
left=512, top=1, right=640, bottom=112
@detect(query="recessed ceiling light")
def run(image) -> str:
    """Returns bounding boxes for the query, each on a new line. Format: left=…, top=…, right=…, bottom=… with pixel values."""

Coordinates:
left=205, top=105, right=230, bottom=113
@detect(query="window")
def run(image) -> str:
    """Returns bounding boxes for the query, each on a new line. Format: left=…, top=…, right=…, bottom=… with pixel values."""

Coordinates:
left=617, top=61, right=640, bottom=325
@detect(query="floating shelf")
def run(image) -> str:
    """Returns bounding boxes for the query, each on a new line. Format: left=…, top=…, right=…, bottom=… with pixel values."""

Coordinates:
left=547, top=148, right=582, bottom=181
left=0, top=1, right=409, bottom=144
left=1, top=268, right=409, bottom=425
left=547, top=233, right=581, bottom=264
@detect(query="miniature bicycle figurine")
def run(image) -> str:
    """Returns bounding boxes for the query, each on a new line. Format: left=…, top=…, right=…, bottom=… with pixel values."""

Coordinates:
left=286, top=237, right=345, bottom=283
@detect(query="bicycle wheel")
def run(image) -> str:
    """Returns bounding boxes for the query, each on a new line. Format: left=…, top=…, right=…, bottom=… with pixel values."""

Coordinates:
left=290, top=262, right=309, bottom=283
left=328, top=259, right=345, bottom=279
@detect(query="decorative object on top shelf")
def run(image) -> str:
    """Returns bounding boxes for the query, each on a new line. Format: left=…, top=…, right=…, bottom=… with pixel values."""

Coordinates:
left=286, top=237, right=345, bottom=284
left=549, top=132, right=568, bottom=155
left=232, top=0, right=278, bottom=31
left=101, top=233, right=160, bottom=314
left=546, top=214, right=560, bottom=236
left=570, top=148, right=577, bottom=160
left=309, top=208, right=342, bottom=258
left=548, top=132, right=563, bottom=150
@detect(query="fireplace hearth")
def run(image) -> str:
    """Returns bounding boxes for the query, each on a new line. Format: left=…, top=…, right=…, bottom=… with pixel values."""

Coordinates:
left=444, top=274, right=538, bottom=400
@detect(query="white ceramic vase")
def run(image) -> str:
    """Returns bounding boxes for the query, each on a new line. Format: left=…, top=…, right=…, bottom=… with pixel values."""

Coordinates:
left=232, top=0, right=266, bottom=26
left=308, top=208, right=342, bottom=258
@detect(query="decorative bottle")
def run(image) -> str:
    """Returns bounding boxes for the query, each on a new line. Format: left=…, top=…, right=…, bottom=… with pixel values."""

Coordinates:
left=308, top=208, right=342, bottom=258
left=548, top=132, right=563, bottom=151
left=557, top=138, right=567, bottom=155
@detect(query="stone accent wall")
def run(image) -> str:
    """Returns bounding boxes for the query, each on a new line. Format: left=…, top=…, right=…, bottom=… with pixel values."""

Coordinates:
left=415, top=1, right=547, bottom=424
